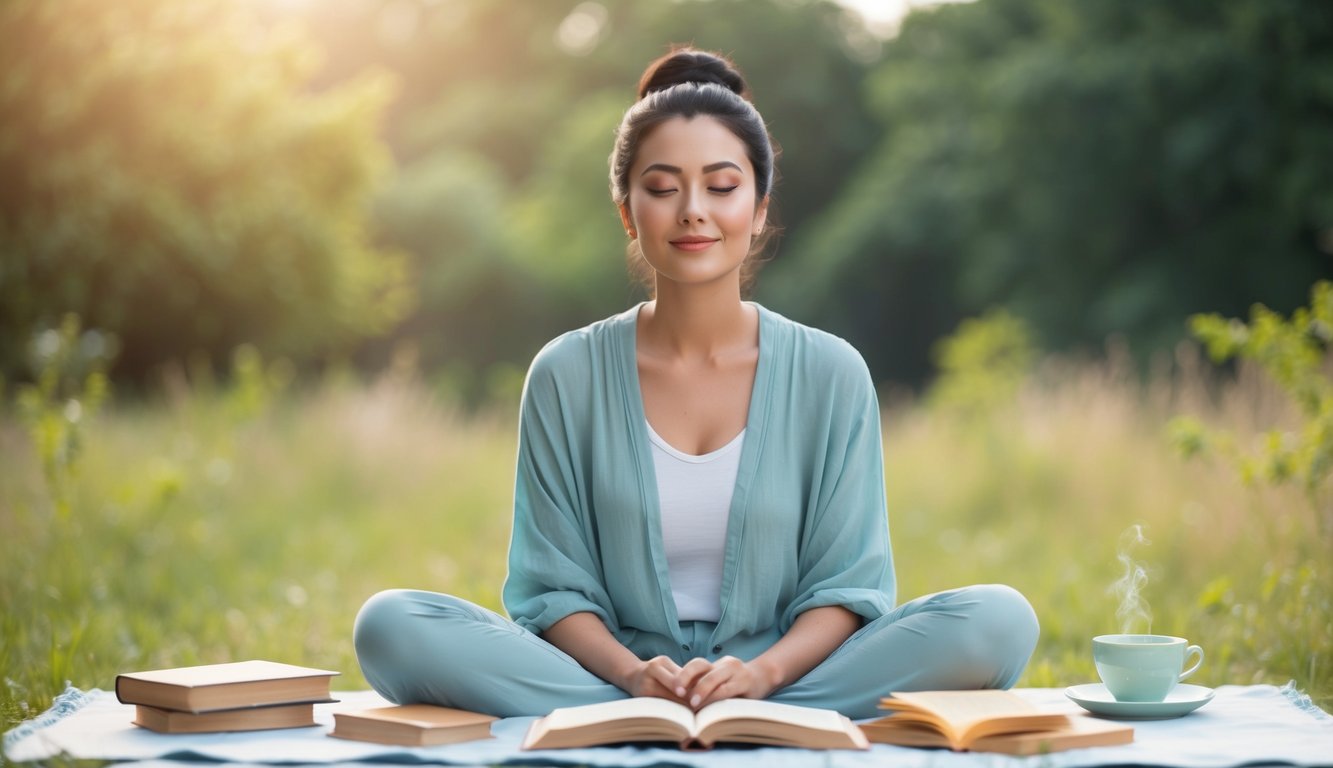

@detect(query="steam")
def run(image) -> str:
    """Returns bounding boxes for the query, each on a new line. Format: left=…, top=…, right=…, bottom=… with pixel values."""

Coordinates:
left=1109, top=524, right=1153, bottom=633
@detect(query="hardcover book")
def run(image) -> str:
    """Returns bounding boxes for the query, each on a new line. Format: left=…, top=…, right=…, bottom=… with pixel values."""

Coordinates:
left=329, top=704, right=497, bottom=747
left=115, top=660, right=339, bottom=713
left=133, top=702, right=317, bottom=734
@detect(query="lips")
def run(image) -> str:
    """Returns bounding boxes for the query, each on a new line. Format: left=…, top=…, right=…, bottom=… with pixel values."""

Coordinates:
left=670, top=236, right=720, bottom=252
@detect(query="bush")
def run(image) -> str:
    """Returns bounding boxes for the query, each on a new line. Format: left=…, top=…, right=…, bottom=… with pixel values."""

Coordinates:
left=0, top=0, right=407, bottom=381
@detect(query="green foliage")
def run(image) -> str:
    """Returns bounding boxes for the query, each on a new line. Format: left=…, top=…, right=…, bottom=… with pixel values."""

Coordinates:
left=1169, top=281, right=1333, bottom=532
left=5, top=0, right=1328, bottom=390
left=0, top=368, right=518, bottom=733
left=343, top=0, right=880, bottom=374
left=1165, top=281, right=1333, bottom=701
left=224, top=345, right=295, bottom=423
left=928, top=308, right=1035, bottom=418
left=767, top=0, right=1333, bottom=386
left=506, top=92, right=635, bottom=307
left=13, top=315, right=116, bottom=520
left=0, top=0, right=407, bottom=380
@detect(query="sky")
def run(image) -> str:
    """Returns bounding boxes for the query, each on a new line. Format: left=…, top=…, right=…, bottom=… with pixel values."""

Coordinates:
left=834, top=0, right=973, bottom=37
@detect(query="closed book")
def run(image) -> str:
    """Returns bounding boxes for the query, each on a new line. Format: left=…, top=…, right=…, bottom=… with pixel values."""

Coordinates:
left=329, top=704, right=497, bottom=747
left=133, top=702, right=318, bottom=734
left=116, top=660, right=339, bottom=713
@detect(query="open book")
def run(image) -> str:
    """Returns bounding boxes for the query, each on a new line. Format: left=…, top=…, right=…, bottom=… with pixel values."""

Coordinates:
left=862, top=690, right=1131, bottom=754
left=522, top=697, right=868, bottom=751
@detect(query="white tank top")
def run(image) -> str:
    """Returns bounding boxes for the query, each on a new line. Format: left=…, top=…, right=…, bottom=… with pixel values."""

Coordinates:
left=646, top=419, right=744, bottom=623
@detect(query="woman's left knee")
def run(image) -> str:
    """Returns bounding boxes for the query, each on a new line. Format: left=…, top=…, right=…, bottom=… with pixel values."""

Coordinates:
left=966, top=584, right=1040, bottom=667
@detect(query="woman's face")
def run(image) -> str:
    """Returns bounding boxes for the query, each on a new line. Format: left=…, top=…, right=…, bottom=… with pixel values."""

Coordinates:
left=620, top=116, right=768, bottom=293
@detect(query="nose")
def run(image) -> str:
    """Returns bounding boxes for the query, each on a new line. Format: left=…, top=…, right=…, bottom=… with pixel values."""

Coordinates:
left=680, top=189, right=705, bottom=225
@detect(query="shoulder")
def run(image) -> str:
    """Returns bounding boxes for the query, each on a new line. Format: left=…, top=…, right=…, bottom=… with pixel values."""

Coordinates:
left=522, top=305, right=636, bottom=395
left=758, top=303, right=874, bottom=394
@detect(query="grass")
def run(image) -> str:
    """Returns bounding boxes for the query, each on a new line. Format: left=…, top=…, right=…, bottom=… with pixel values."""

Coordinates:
left=2, top=346, right=1329, bottom=744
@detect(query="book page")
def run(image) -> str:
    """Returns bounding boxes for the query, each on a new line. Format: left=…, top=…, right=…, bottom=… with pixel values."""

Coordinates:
left=539, top=697, right=695, bottom=734
left=886, top=690, right=1036, bottom=725
left=885, top=688, right=1071, bottom=746
left=881, top=691, right=1060, bottom=744
left=694, top=699, right=848, bottom=734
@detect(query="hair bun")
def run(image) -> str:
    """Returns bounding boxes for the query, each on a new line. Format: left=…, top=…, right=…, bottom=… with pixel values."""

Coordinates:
left=637, top=48, right=750, bottom=101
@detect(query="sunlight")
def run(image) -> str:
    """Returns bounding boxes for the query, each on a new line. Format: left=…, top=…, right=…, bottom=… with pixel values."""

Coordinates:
left=833, top=0, right=976, bottom=37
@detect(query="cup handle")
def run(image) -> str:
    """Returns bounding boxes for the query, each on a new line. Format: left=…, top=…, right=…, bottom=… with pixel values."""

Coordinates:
left=1179, top=645, right=1204, bottom=681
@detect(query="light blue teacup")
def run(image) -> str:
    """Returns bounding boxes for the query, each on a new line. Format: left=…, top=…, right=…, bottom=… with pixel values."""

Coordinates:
left=1093, top=634, right=1204, bottom=702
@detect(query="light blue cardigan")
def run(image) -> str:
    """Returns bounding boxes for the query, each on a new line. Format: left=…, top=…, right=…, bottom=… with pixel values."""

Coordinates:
left=502, top=302, right=895, bottom=664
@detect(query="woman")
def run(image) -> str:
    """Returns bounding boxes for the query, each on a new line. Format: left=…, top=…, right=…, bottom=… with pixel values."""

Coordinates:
left=354, top=48, right=1038, bottom=720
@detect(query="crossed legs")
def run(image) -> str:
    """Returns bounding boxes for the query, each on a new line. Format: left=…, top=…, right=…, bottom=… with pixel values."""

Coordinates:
left=353, top=584, right=1038, bottom=719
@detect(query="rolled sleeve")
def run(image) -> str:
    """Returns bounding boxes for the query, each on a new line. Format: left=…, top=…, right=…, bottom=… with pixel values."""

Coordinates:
left=502, top=348, right=616, bottom=635
left=781, top=347, right=894, bottom=630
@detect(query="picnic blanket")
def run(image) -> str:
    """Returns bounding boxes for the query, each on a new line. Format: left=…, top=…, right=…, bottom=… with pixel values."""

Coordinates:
left=6, top=684, right=1332, bottom=767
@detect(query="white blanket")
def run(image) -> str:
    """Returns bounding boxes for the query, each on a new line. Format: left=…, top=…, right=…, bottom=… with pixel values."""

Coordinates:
left=6, top=684, right=1331, bottom=767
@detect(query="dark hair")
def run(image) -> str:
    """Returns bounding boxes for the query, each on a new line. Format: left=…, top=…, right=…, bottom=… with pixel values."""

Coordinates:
left=610, top=48, right=780, bottom=296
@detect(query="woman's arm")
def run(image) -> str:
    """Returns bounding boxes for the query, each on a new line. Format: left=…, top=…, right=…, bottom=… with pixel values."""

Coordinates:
left=542, top=612, right=687, bottom=701
left=681, top=605, right=861, bottom=708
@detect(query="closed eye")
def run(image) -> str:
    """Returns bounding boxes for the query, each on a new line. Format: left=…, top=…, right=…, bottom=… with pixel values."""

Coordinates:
left=646, top=188, right=676, bottom=196
left=709, top=185, right=739, bottom=194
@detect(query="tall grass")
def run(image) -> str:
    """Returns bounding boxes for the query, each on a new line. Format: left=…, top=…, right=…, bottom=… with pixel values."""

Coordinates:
left=888, top=346, right=1328, bottom=699
left=1, top=347, right=1329, bottom=736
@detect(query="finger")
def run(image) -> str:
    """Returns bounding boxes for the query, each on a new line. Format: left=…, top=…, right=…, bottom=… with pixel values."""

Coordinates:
left=691, top=658, right=750, bottom=708
left=648, top=655, right=683, bottom=673
left=697, top=659, right=750, bottom=707
left=674, top=658, right=713, bottom=700
left=646, top=660, right=683, bottom=694
left=641, top=678, right=682, bottom=701
left=688, top=665, right=737, bottom=709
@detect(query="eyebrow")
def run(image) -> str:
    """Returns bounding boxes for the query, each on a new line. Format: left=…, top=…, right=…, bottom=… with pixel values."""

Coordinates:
left=640, top=161, right=744, bottom=176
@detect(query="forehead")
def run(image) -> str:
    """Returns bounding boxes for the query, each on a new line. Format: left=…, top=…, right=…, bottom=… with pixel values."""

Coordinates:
left=633, top=116, right=752, bottom=174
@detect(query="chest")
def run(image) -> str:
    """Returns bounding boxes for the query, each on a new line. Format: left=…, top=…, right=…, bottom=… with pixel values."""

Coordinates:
left=638, top=353, right=757, bottom=456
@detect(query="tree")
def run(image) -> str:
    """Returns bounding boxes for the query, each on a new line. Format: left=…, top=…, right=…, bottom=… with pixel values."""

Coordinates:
left=0, top=0, right=406, bottom=381
left=299, top=0, right=880, bottom=385
left=765, top=0, right=1333, bottom=386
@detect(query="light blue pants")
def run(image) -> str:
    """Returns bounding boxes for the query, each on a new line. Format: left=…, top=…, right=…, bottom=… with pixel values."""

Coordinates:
left=353, top=584, right=1038, bottom=720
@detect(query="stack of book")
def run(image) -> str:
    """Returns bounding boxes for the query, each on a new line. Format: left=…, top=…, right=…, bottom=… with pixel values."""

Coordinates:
left=115, top=660, right=339, bottom=734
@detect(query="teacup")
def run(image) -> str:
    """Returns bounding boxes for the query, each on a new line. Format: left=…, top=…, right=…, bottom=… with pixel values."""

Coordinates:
left=1093, top=634, right=1204, bottom=702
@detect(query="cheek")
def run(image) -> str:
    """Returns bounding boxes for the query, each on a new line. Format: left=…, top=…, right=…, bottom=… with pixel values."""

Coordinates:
left=628, top=195, right=671, bottom=231
left=719, top=198, right=759, bottom=234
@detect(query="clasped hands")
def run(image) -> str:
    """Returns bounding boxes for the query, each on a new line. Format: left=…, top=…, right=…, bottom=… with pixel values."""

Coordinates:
left=625, top=654, right=780, bottom=710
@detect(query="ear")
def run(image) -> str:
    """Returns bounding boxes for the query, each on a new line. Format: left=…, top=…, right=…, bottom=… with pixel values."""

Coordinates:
left=618, top=203, right=636, bottom=239
left=753, top=196, right=770, bottom=235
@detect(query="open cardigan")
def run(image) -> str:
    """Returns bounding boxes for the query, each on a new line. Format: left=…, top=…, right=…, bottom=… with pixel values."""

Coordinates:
left=502, top=301, right=895, bottom=663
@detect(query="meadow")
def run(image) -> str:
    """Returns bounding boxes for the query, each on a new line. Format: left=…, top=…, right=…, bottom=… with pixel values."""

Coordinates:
left=2, top=342, right=1330, bottom=739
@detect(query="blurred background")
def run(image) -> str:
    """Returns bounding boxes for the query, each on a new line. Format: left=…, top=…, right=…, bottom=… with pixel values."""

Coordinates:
left=3, top=0, right=1329, bottom=398
left=2, top=0, right=1332, bottom=732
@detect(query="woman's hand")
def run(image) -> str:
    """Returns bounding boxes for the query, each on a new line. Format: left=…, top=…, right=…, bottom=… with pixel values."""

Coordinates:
left=675, top=656, right=780, bottom=710
left=623, top=655, right=689, bottom=702
left=671, top=606, right=861, bottom=709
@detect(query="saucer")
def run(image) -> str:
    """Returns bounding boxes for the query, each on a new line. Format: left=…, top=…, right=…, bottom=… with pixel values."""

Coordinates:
left=1065, top=683, right=1215, bottom=719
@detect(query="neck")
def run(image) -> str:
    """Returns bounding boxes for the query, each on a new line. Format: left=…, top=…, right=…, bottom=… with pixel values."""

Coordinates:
left=640, top=280, right=755, bottom=362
